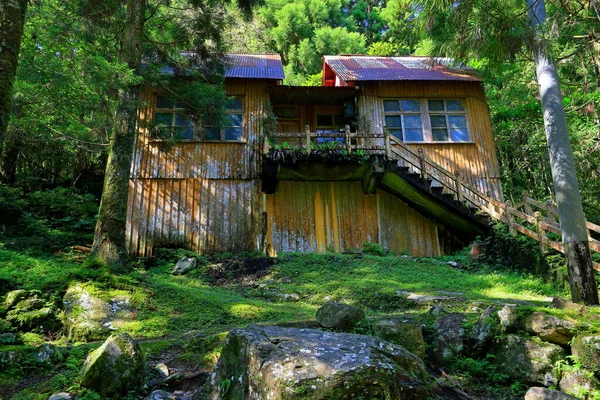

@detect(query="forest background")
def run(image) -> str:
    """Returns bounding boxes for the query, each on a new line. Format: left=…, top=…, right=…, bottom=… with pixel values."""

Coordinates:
left=1, top=0, right=599, bottom=235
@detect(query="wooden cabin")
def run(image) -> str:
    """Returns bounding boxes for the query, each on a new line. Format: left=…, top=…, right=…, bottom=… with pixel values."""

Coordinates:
left=127, top=54, right=502, bottom=257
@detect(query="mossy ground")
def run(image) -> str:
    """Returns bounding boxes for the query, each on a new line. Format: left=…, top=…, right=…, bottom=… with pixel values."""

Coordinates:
left=2, top=244, right=600, bottom=399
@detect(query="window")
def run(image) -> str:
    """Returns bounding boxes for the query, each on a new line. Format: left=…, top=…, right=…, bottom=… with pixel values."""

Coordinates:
left=315, top=114, right=345, bottom=143
left=153, top=95, right=244, bottom=142
left=382, top=98, right=470, bottom=143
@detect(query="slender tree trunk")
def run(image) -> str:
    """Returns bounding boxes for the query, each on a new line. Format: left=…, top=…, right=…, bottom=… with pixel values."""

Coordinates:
left=0, top=0, right=28, bottom=174
left=91, top=0, right=145, bottom=270
left=528, top=0, right=599, bottom=304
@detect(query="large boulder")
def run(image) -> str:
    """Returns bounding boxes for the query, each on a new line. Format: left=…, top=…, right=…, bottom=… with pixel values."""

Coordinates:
left=207, top=325, right=432, bottom=400
left=497, top=304, right=519, bottom=333
left=81, top=333, right=145, bottom=397
left=3, top=290, right=60, bottom=333
left=559, top=370, right=599, bottom=398
left=431, top=313, right=466, bottom=365
left=470, top=306, right=497, bottom=354
left=492, top=335, right=566, bottom=386
left=315, top=302, right=364, bottom=331
left=524, top=387, right=577, bottom=400
left=172, top=256, right=197, bottom=275
left=372, top=316, right=425, bottom=359
left=63, top=283, right=135, bottom=342
left=525, top=312, right=575, bottom=345
left=571, top=335, right=600, bottom=372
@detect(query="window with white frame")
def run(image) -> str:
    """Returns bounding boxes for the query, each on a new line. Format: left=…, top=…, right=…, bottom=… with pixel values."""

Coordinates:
left=382, top=98, right=470, bottom=143
left=202, top=96, right=244, bottom=141
left=154, top=97, right=195, bottom=140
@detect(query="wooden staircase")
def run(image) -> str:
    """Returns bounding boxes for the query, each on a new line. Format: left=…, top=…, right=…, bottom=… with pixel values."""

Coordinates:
left=266, top=127, right=600, bottom=269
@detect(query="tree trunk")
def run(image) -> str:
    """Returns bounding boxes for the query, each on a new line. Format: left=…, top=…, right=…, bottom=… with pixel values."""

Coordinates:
left=528, top=0, right=599, bottom=304
left=0, top=0, right=28, bottom=169
left=91, top=0, right=145, bottom=270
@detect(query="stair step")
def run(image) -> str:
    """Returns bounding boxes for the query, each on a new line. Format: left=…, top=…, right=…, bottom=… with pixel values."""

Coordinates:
left=441, top=193, right=455, bottom=201
left=431, top=186, right=444, bottom=195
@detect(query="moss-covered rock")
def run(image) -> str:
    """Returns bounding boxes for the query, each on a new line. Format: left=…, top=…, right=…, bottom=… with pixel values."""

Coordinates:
left=431, top=313, right=466, bottom=366
left=315, top=302, right=364, bottom=331
left=492, top=335, right=566, bottom=386
left=3, top=290, right=60, bottom=333
left=372, top=316, right=425, bottom=359
left=4, top=290, right=28, bottom=311
left=470, top=306, right=497, bottom=354
left=571, top=335, right=600, bottom=372
left=207, top=325, right=432, bottom=400
left=524, top=386, right=577, bottom=399
left=81, top=333, right=145, bottom=397
left=525, top=312, right=575, bottom=345
left=559, top=370, right=599, bottom=398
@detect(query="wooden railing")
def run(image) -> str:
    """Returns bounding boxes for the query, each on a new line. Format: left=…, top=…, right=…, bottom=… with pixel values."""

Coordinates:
left=267, top=126, right=600, bottom=269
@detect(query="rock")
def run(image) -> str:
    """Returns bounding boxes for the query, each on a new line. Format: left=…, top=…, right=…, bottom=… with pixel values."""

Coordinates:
left=48, top=392, right=71, bottom=400
left=155, top=362, right=169, bottom=378
left=207, top=325, right=432, bottom=400
left=492, top=335, right=566, bottom=386
left=63, top=283, right=135, bottom=342
left=315, top=302, right=364, bottom=330
left=372, top=316, right=425, bottom=358
left=406, top=293, right=464, bottom=305
left=276, top=293, right=300, bottom=302
left=497, top=304, right=518, bottom=332
left=6, top=307, right=59, bottom=332
left=571, top=335, right=600, bottom=371
left=446, top=261, right=463, bottom=269
left=172, top=256, right=197, bottom=275
left=4, top=289, right=28, bottom=310
left=0, top=318, right=12, bottom=333
left=559, top=370, right=598, bottom=398
left=145, top=390, right=176, bottom=400
left=550, top=297, right=585, bottom=312
left=431, top=313, right=466, bottom=365
left=525, top=312, right=575, bottom=345
left=524, top=386, right=577, bottom=399
left=0, top=332, right=21, bottom=345
left=470, top=242, right=483, bottom=260
left=36, top=344, right=61, bottom=363
left=428, top=305, right=447, bottom=316
left=470, top=306, right=497, bottom=353
left=81, top=333, right=145, bottom=397
left=279, top=276, right=292, bottom=284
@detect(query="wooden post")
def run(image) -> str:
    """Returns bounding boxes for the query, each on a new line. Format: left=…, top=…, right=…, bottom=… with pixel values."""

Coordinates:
left=523, top=191, right=532, bottom=215
left=505, top=200, right=516, bottom=236
left=545, top=199, right=557, bottom=223
left=455, top=170, right=463, bottom=202
left=305, top=124, right=311, bottom=151
left=384, top=126, right=391, bottom=157
left=418, top=147, right=427, bottom=182
left=345, top=124, right=351, bottom=154
left=534, top=211, right=546, bottom=253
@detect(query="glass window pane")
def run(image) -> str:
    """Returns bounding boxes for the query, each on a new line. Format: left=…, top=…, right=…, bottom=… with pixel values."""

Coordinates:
left=389, top=129, right=403, bottom=141
left=228, top=113, right=243, bottom=126
left=156, top=97, right=173, bottom=109
left=428, top=100, right=444, bottom=111
left=204, top=127, right=220, bottom=140
left=175, top=102, right=187, bottom=109
left=448, top=115, right=466, bottom=128
left=450, top=128, right=470, bottom=142
left=446, top=100, right=464, bottom=111
left=175, top=113, right=192, bottom=126
left=432, top=128, right=449, bottom=141
left=155, top=113, right=172, bottom=126
left=403, top=115, right=422, bottom=129
left=430, top=115, right=447, bottom=128
left=401, top=100, right=421, bottom=111
left=385, top=115, right=402, bottom=127
left=316, top=115, right=333, bottom=126
left=176, top=126, right=194, bottom=140
left=227, top=97, right=243, bottom=110
left=404, top=129, right=424, bottom=142
left=225, top=127, right=242, bottom=141
left=273, top=106, right=298, bottom=118
left=383, top=100, right=400, bottom=112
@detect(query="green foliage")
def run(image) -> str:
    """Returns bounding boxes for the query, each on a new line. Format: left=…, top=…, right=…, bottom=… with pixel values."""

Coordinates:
left=362, top=241, right=387, bottom=256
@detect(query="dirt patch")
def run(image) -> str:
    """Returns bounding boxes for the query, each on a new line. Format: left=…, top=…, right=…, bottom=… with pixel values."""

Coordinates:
left=208, top=257, right=274, bottom=286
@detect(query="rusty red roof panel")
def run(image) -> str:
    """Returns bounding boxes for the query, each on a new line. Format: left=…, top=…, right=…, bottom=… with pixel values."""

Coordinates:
left=324, top=56, right=480, bottom=82
left=224, top=53, right=285, bottom=80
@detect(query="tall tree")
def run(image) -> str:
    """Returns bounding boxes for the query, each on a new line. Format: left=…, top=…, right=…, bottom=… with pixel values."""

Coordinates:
left=416, top=0, right=598, bottom=304
left=0, top=0, right=28, bottom=179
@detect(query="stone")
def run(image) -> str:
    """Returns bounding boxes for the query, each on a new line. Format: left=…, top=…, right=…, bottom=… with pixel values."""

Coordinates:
left=571, top=335, right=600, bottom=371
left=276, top=293, right=300, bottom=302
left=428, top=306, right=447, bottom=316
left=431, top=313, right=466, bottom=365
left=155, top=362, right=169, bottom=378
left=145, top=390, right=176, bottom=400
left=372, top=316, right=425, bottom=359
left=172, top=256, right=197, bottom=275
left=63, top=283, right=135, bottom=342
left=524, top=387, right=577, bottom=400
left=550, top=297, right=585, bottom=312
left=492, top=335, right=566, bottom=386
left=0, top=318, right=12, bottom=333
left=525, top=312, right=575, bottom=345
left=446, top=261, right=463, bottom=269
left=559, top=370, right=598, bottom=398
left=0, top=332, right=21, bottom=345
left=81, top=333, right=145, bottom=397
left=4, top=289, right=28, bottom=310
left=48, top=392, right=71, bottom=400
left=6, top=307, right=59, bottom=332
left=207, top=325, right=432, bottom=400
left=497, top=304, right=518, bottom=332
left=470, top=306, right=497, bottom=353
left=470, top=242, right=483, bottom=260
left=406, top=293, right=463, bottom=305
left=315, top=302, right=364, bottom=331
left=279, top=276, right=293, bottom=284
left=36, top=344, right=61, bottom=363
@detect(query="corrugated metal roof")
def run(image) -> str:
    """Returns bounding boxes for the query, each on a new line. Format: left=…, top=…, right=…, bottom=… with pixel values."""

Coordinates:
left=324, top=56, right=480, bottom=82
left=224, top=53, right=284, bottom=80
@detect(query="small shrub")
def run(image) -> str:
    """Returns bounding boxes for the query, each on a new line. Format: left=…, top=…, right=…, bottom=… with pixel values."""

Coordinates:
left=362, top=242, right=387, bottom=256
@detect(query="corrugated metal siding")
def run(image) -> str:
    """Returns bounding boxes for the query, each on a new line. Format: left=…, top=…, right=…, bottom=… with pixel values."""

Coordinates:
left=225, top=54, right=285, bottom=80
left=127, top=80, right=268, bottom=256
left=360, top=81, right=503, bottom=200
left=266, top=181, right=442, bottom=256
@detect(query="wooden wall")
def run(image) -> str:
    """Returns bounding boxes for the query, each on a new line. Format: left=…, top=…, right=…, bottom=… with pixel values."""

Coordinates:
left=265, top=181, right=442, bottom=257
left=126, top=79, right=268, bottom=256
left=358, top=81, right=503, bottom=200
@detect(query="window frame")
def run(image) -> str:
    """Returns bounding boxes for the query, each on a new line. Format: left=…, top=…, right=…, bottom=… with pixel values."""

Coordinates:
left=153, top=97, right=196, bottom=141
left=381, top=98, right=471, bottom=144
left=202, top=95, right=245, bottom=142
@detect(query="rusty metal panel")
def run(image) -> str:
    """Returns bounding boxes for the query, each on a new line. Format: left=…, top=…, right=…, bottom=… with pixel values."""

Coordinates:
left=225, top=54, right=284, bottom=80
left=324, top=56, right=481, bottom=83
